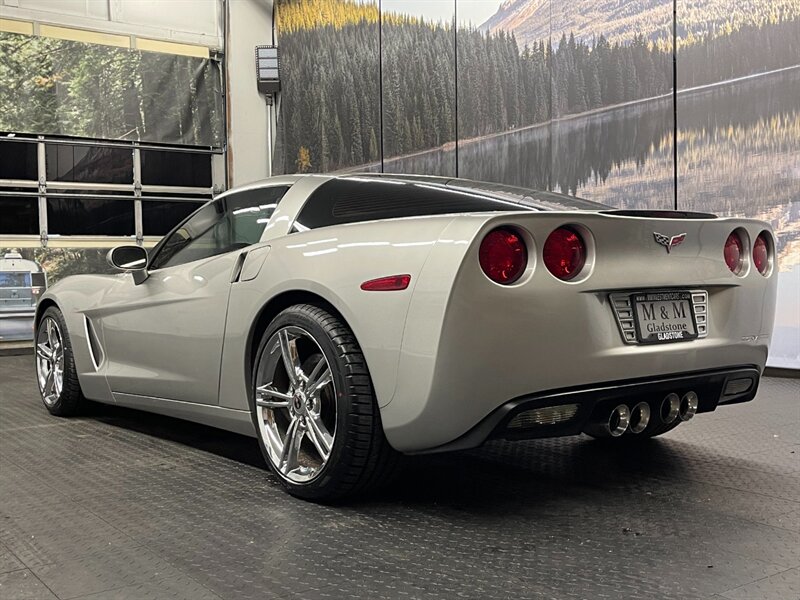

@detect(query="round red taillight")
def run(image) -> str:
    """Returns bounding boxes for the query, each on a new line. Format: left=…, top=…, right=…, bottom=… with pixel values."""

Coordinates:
left=724, top=232, right=743, bottom=274
left=479, top=228, right=527, bottom=285
left=543, top=227, right=586, bottom=281
left=753, top=232, right=770, bottom=276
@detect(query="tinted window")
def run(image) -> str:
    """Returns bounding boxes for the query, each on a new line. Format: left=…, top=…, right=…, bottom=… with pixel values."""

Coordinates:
left=0, top=140, right=37, bottom=180
left=142, top=200, right=206, bottom=236
left=47, top=198, right=135, bottom=236
left=46, top=144, right=133, bottom=184
left=0, top=196, right=39, bottom=234
left=0, top=272, right=31, bottom=287
left=294, top=178, right=533, bottom=230
left=141, top=150, right=211, bottom=187
left=150, top=186, right=289, bottom=269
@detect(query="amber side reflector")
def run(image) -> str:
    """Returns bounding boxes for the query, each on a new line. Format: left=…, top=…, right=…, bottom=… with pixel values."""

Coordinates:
left=360, top=274, right=411, bottom=291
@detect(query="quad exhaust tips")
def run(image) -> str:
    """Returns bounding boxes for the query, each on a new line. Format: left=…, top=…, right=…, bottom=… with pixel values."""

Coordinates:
left=584, top=404, right=630, bottom=438
left=585, top=392, right=697, bottom=438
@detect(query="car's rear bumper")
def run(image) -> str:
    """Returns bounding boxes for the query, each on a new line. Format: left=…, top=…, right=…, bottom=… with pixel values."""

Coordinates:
left=412, top=366, right=760, bottom=454
left=0, top=313, right=35, bottom=341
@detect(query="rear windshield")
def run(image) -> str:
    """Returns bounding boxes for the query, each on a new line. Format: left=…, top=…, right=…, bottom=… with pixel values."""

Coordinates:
left=0, top=272, right=31, bottom=287
left=293, top=177, right=535, bottom=230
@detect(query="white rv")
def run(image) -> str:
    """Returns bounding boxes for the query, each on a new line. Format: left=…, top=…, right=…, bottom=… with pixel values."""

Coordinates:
left=0, top=252, right=47, bottom=342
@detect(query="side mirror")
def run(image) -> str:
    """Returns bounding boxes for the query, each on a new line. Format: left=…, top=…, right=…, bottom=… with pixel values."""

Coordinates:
left=107, top=246, right=149, bottom=285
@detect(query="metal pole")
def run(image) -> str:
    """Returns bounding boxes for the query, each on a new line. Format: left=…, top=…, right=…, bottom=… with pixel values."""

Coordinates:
left=266, top=96, right=273, bottom=177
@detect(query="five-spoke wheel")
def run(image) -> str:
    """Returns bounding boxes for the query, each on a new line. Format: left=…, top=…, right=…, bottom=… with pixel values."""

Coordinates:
left=36, top=315, right=65, bottom=406
left=35, top=307, right=85, bottom=416
left=254, top=325, right=337, bottom=484
left=252, top=304, right=399, bottom=501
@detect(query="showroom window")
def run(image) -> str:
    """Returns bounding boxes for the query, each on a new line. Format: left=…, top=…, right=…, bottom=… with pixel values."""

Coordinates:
left=0, top=195, right=38, bottom=235
left=47, top=197, right=136, bottom=237
left=0, top=134, right=222, bottom=245
left=46, top=144, right=134, bottom=185
left=141, top=150, right=212, bottom=188
left=0, top=139, right=37, bottom=180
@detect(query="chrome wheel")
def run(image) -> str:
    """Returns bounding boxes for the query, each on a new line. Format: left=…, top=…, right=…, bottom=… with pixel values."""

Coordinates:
left=36, top=317, right=65, bottom=407
left=254, top=326, right=336, bottom=484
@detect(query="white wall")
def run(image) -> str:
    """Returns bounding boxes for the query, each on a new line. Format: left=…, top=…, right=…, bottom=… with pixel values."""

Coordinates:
left=225, top=0, right=274, bottom=187
left=0, top=0, right=223, bottom=47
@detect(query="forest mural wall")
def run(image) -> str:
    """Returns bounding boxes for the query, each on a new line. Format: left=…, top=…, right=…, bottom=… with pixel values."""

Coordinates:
left=274, top=0, right=799, bottom=368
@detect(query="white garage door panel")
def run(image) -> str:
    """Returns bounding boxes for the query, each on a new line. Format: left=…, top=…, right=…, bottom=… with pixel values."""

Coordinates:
left=11, top=0, right=110, bottom=20
left=110, top=0, right=220, bottom=38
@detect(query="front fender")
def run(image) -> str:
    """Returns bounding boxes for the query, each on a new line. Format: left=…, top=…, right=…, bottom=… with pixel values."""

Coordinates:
left=37, top=274, right=123, bottom=404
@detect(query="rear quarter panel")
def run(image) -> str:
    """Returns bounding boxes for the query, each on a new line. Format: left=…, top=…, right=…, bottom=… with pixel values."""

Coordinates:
left=217, top=214, right=463, bottom=413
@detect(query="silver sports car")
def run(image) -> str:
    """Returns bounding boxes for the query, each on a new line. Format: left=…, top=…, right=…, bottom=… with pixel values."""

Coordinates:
left=34, top=174, right=778, bottom=500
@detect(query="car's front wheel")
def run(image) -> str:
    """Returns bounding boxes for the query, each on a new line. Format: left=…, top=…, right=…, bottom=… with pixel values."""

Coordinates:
left=251, top=304, right=398, bottom=501
left=35, top=306, right=85, bottom=416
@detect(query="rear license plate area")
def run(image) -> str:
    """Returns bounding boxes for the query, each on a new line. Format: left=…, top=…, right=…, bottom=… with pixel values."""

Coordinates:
left=633, top=291, right=698, bottom=344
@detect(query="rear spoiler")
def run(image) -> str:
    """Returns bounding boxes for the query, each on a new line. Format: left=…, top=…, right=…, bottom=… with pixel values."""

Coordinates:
left=601, top=210, right=717, bottom=219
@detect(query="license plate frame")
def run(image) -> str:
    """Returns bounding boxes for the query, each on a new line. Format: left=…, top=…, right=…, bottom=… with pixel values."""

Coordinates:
left=632, top=291, right=699, bottom=345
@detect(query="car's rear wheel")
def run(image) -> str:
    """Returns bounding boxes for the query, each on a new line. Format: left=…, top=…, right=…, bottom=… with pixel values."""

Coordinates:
left=251, top=304, right=399, bottom=501
left=35, top=307, right=85, bottom=416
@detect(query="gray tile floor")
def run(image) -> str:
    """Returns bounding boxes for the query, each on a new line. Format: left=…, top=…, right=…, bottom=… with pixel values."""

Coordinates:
left=1, top=354, right=798, bottom=600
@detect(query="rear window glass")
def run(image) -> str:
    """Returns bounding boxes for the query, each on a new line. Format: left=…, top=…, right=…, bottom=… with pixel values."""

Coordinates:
left=293, top=177, right=533, bottom=230
left=0, top=272, right=31, bottom=287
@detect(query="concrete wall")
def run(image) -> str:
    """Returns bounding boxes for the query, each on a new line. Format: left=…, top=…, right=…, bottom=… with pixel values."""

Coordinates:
left=225, top=0, right=275, bottom=187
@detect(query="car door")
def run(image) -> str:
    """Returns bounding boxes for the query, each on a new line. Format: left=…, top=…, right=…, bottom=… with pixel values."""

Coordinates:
left=100, top=185, right=289, bottom=405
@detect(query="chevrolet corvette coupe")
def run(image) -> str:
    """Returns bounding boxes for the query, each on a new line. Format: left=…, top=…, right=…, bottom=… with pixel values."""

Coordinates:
left=34, top=174, right=778, bottom=500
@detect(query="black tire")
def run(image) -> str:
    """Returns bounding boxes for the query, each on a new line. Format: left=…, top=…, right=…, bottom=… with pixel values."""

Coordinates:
left=35, top=306, right=86, bottom=416
left=251, top=304, right=400, bottom=502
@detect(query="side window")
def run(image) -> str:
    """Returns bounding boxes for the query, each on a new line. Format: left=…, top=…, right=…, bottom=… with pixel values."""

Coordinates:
left=150, top=186, right=289, bottom=270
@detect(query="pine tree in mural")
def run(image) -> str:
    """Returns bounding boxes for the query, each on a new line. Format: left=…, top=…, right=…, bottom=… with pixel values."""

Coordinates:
left=274, top=0, right=800, bottom=174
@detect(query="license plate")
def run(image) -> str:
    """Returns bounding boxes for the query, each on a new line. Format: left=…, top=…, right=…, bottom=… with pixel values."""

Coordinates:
left=632, top=291, right=698, bottom=344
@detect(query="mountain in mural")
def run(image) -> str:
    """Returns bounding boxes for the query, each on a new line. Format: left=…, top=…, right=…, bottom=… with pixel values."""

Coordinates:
left=481, top=0, right=800, bottom=46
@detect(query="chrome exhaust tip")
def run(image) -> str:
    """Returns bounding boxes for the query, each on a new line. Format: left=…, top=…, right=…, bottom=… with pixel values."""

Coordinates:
left=583, top=404, right=630, bottom=438
left=660, top=393, right=680, bottom=424
left=629, top=402, right=651, bottom=434
left=679, top=391, right=699, bottom=422
left=607, top=404, right=630, bottom=437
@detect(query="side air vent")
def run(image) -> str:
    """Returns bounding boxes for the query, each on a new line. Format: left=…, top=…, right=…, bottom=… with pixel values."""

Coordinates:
left=84, top=317, right=104, bottom=370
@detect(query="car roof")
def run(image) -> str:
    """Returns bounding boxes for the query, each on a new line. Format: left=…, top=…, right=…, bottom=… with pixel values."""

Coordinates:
left=216, top=173, right=607, bottom=213
left=335, top=173, right=608, bottom=211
